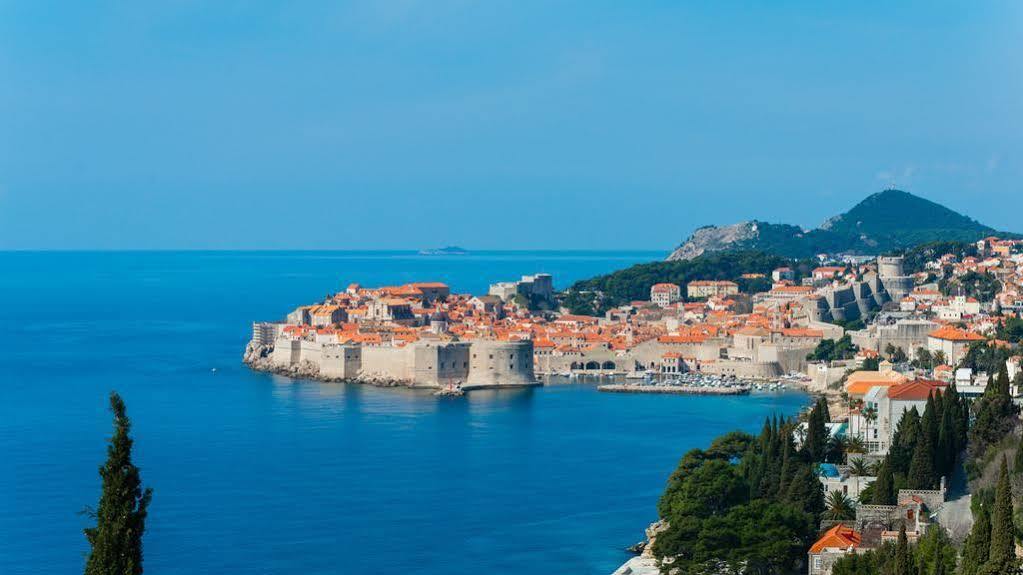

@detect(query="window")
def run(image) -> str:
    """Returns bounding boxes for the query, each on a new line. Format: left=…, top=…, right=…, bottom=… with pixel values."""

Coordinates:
left=813, top=557, right=821, bottom=570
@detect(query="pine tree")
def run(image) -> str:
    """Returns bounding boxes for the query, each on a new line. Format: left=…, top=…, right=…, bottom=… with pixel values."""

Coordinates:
left=983, top=456, right=1017, bottom=575
left=960, top=506, right=991, bottom=575
left=84, top=392, right=153, bottom=575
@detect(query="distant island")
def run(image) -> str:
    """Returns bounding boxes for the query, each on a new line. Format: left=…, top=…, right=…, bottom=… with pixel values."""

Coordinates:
left=667, top=189, right=1011, bottom=261
left=418, top=246, right=469, bottom=256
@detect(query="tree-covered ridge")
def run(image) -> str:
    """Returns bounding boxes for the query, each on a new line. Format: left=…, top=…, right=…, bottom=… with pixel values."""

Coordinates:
left=562, top=250, right=801, bottom=314
left=823, top=190, right=996, bottom=247
left=668, top=190, right=1013, bottom=261
left=652, top=403, right=832, bottom=573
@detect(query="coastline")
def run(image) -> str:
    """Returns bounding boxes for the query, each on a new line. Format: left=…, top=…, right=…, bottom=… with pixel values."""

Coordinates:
left=244, top=342, right=423, bottom=388
left=608, top=386, right=817, bottom=575
left=243, top=342, right=542, bottom=391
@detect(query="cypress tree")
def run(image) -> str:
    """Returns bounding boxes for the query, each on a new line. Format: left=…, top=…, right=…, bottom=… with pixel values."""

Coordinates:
left=871, top=457, right=896, bottom=505
left=907, top=428, right=936, bottom=490
left=893, top=524, right=913, bottom=575
left=994, top=363, right=1010, bottom=399
left=960, top=506, right=991, bottom=575
left=891, top=407, right=921, bottom=476
left=933, top=545, right=945, bottom=575
left=804, top=404, right=828, bottom=463
left=946, top=384, right=968, bottom=450
left=936, top=403, right=955, bottom=477
left=777, top=432, right=793, bottom=498
left=921, top=393, right=938, bottom=447
left=818, top=397, right=831, bottom=429
left=784, top=462, right=825, bottom=516
left=984, top=456, right=1017, bottom=574
left=84, top=392, right=153, bottom=575
left=1015, top=435, right=1023, bottom=475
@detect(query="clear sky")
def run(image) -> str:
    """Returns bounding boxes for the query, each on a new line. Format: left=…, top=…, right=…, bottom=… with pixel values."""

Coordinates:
left=2, top=2, right=1021, bottom=250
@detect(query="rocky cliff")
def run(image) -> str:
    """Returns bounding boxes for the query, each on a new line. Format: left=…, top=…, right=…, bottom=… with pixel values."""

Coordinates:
left=667, top=222, right=760, bottom=260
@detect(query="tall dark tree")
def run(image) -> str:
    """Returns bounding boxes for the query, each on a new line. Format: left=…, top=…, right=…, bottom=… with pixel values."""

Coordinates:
left=1016, top=435, right=1023, bottom=475
left=890, top=407, right=921, bottom=476
left=84, top=392, right=153, bottom=575
left=983, top=456, right=1017, bottom=575
left=932, top=543, right=945, bottom=575
left=936, top=402, right=955, bottom=477
left=784, top=463, right=825, bottom=516
left=970, top=373, right=1017, bottom=458
left=960, top=506, right=991, bottom=575
left=871, top=457, right=896, bottom=505
left=907, top=428, right=936, bottom=490
left=893, top=525, right=913, bottom=575
left=803, top=400, right=829, bottom=463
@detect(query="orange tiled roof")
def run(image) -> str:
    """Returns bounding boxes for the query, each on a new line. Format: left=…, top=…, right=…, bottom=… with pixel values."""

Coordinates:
left=810, top=525, right=862, bottom=554
left=928, top=325, right=985, bottom=342
left=845, top=370, right=908, bottom=396
left=658, top=334, right=707, bottom=344
left=888, top=379, right=948, bottom=401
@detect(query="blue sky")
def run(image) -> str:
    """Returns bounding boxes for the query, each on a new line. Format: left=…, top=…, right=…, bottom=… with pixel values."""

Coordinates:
left=1, top=1, right=1021, bottom=250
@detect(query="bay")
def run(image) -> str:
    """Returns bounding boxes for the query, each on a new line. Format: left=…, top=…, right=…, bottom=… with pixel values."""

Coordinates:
left=0, top=251, right=808, bottom=574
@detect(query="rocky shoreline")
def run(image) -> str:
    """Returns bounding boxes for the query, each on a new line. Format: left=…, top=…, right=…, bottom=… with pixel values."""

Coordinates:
left=243, top=342, right=417, bottom=389
left=611, top=521, right=667, bottom=575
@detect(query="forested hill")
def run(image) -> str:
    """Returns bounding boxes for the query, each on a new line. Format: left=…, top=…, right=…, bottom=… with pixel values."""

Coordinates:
left=667, top=189, right=1005, bottom=261
left=562, top=251, right=805, bottom=314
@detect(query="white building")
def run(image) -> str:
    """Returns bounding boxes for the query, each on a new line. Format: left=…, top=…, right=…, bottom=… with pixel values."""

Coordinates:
left=650, top=283, right=682, bottom=308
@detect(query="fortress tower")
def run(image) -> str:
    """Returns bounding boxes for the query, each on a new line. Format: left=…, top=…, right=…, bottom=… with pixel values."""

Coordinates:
left=877, top=255, right=913, bottom=301
left=464, top=340, right=536, bottom=389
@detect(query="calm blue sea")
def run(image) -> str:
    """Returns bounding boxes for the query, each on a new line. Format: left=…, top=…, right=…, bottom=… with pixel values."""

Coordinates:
left=0, top=251, right=809, bottom=575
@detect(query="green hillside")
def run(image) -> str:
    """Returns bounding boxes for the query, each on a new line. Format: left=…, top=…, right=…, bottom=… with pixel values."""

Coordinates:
left=667, top=189, right=1007, bottom=260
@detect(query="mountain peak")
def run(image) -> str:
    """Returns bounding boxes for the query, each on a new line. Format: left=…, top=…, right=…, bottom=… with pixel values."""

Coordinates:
left=667, top=189, right=1003, bottom=261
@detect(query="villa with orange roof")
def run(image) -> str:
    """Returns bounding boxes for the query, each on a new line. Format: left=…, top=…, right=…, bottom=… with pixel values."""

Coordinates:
left=927, top=325, right=985, bottom=365
left=845, top=364, right=908, bottom=398
left=808, top=525, right=862, bottom=575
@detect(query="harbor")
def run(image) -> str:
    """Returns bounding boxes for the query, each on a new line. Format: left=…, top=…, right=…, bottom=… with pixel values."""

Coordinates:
left=589, top=371, right=805, bottom=395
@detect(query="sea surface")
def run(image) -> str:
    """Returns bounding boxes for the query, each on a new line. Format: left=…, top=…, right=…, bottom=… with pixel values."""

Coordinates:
left=0, top=251, right=809, bottom=575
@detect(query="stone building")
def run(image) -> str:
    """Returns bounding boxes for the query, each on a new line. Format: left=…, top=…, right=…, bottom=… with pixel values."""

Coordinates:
left=649, top=283, right=681, bottom=308
left=686, top=280, right=738, bottom=299
left=263, top=334, right=536, bottom=390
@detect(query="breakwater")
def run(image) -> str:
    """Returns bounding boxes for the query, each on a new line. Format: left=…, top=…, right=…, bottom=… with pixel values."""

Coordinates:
left=597, top=383, right=750, bottom=395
